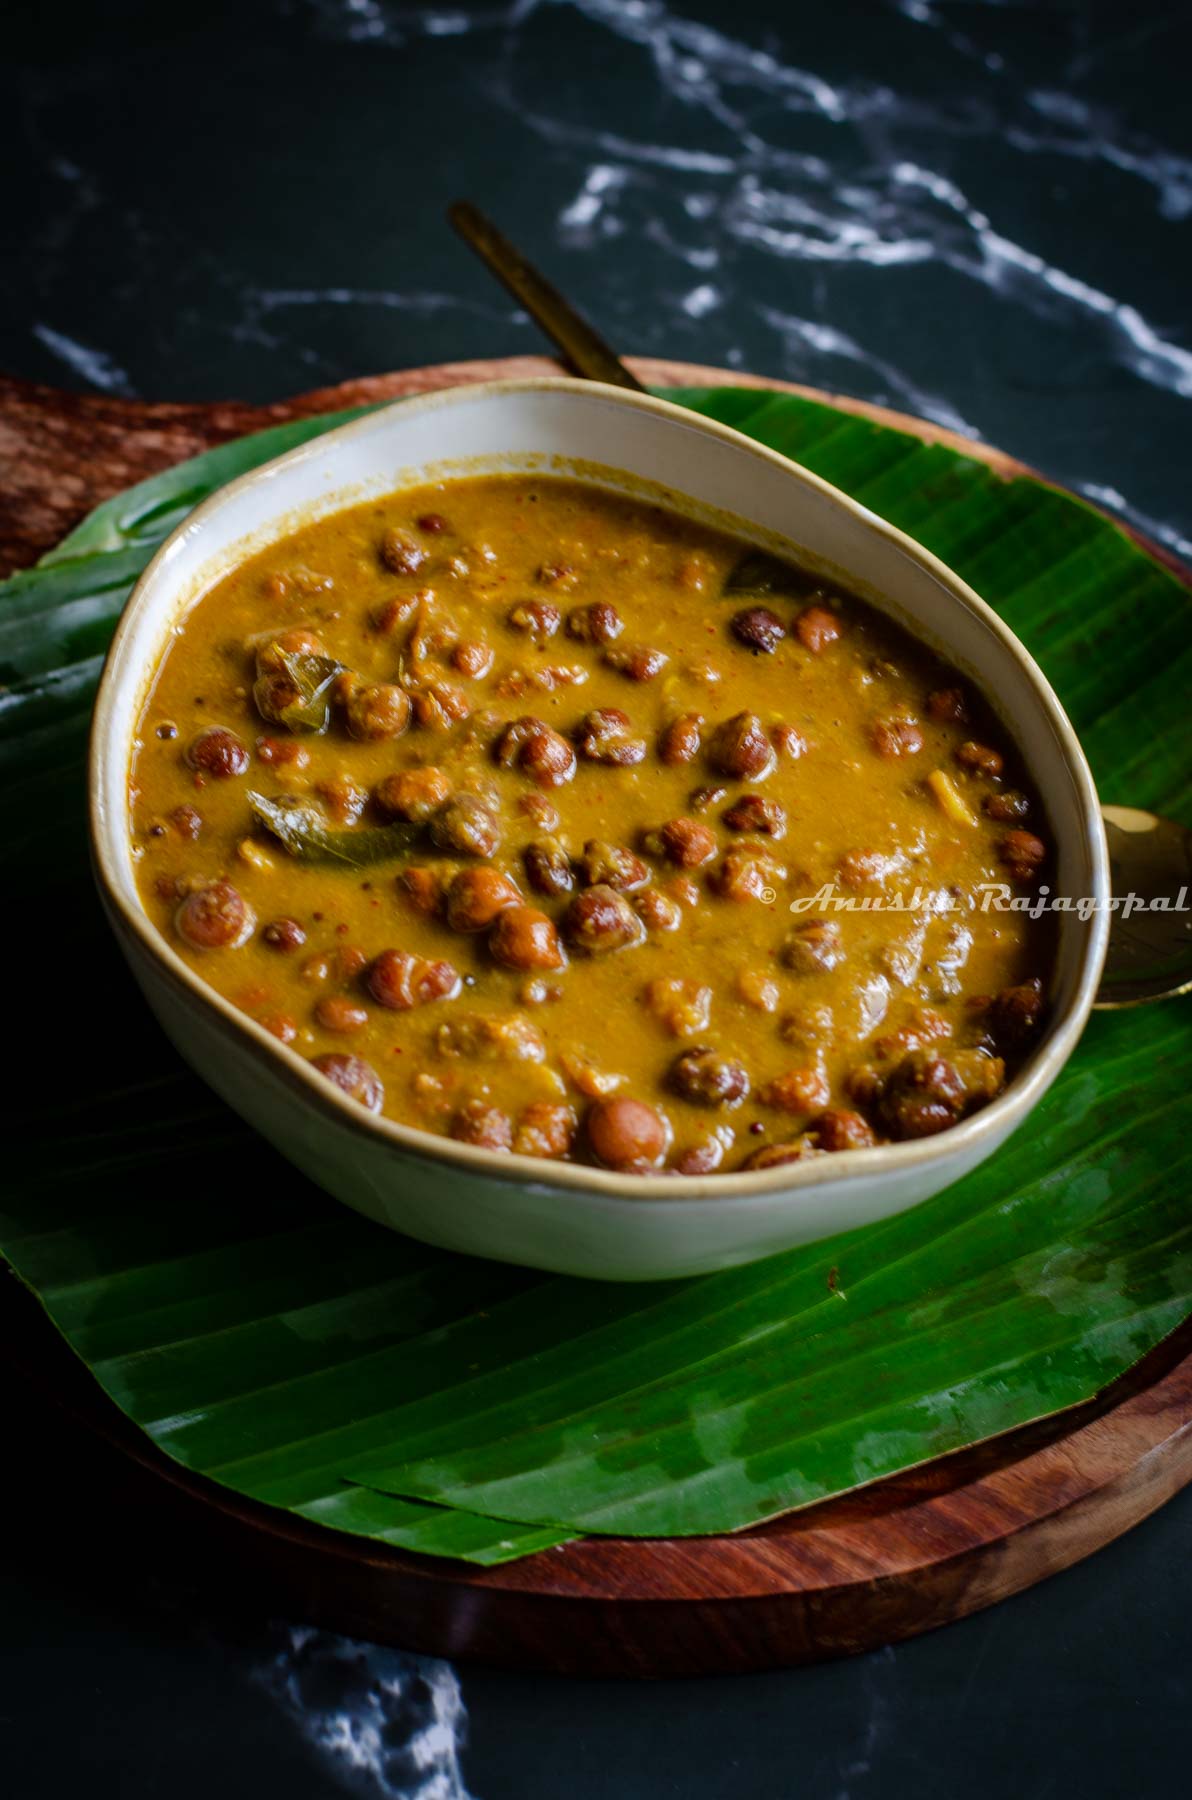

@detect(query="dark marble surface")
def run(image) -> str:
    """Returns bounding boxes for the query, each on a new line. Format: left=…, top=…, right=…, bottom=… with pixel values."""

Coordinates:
left=4, top=1, right=1190, bottom=1794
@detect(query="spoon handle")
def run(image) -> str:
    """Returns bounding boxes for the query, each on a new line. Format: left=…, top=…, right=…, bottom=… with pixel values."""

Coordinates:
left=449, top=201, right=646, bottom=392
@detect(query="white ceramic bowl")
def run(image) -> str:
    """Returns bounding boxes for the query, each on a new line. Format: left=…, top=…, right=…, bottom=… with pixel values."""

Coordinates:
left=90, top=378, right=1109, bottom=1280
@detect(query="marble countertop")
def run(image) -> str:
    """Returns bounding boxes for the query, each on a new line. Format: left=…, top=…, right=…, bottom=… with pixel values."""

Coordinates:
left=4, top=2, right=1190, bottom=1795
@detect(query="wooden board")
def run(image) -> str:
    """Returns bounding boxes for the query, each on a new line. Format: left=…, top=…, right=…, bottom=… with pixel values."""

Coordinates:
left=4, top=355, right=1192, bottom=1677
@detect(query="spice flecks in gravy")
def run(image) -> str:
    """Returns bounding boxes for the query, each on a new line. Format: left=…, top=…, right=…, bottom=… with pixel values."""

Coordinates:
left=130, top=476, right=1051, bottom=1175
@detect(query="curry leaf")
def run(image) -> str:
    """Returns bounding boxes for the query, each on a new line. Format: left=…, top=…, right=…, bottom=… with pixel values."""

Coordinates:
left=253, top=648, right=347, bottom=734
left=247, top=790, right=423, bottom=866
left=722, top=548, right=806, bottom=598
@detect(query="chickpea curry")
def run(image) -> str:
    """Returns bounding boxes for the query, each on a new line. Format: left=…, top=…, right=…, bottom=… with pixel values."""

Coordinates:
left=130, top=475, right=1053, bottom=1177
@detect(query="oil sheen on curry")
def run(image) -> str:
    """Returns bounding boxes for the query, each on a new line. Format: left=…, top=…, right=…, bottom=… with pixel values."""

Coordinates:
left=130, top=475, right=1053, bottom=1177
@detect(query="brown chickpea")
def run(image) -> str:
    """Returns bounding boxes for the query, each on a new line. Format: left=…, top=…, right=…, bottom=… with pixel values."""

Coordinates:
left=780, top=1001, right=835, bottom=1049
left=731, top=607, right=785, bottom=654
left=316, top=775, right=367, bottom=825
left=656, top=817, right=717, bottom=868
left=185, top=725, right=249, bottom=779
left=523, top=838, right=575, bottom=897
left=760, top=1067, right=830, bottom=1114
left=367, top=949, right=461, bottom=1010
left=170, top=803, right=205, bottom=840
left=880, top=1049, right=1004, bottom=1140
left=926, top=686, right=968, bottom=723
left=658, top=712, right=703, bottom=765
left=985, top=978, right=1044, bottom=1048
left=371, top=594, right=422, bottom=637
left=508, top=600, right=562, bottom=642
left=869, top=714, right=923, bottom=759
left=999, top=829, right=1047, bottom=881
left=670, top=1046, right=751, bottom=1107
left=452, top=639, right=494, bottom=679
left=670, top=1137, right=726, bottom=1174
left=781, top=918, right=846, bottom=974
left=396, top=865, right=444, bottom=915
left=445, top=867, right=522, bottom=932
left=741, top=1138, right=821, bottom=1170
left=668, top=875, right=701, bottom=909
left=645, top=977, right=712, bottom=1037
left=513, top=1101, right=577, bottom=1159
left=258, top=1011, right=298, bottom=1045
left=411, top=682, right=472, bottom=731
left=795, top=605, right=841, bottom=653
left=490, top=905, right=567, bottom=971
left=577, top=840, right=650, bottom=892
left=574, top=708, right=646, bottom=766
left=343, top=680, right=412, bottom=742
left=429, top=794, right=503, bottom=858
left=723, top=794, right=786, bottom=837
left=333, top=945, right=369, bottom=983
left=985, top=789, right=1031, bottom=824
left=254, top=627, right=327, bottom=673
left=562, top=885, right=647, bottom=955
left=252, top=670, right=306, bottom=726
left=255, top=734, right=309, bottom=769
left=311, top=1053, right=384, bottom=1111
left=736, top=968, right=780, bottom=1011
left=710, top=845, right=784, bottom=903
left=708, top=712, right=775, bottom=780
left=956, top=741, right=1004, bottom=777
left=586, top=1096, right=670, bottom=1171
left=496, top=717, right=577, bottom=788
left=845, top=1065, right=885, bottom=1108
left=603, top=643, right=668, bottom=681
left=771, top=723, right=807, bottom=761
left=261, top=916, right=306, bottom=954
left=566, top=601, right=623, bottom=644
left=176, top=879, right=252, bottom=950
left=379, top=527, right=427, bottom=575
left=451, top=1100, right=513, bottom=1151
left=836, top=849, right=893, bottom=891
left=635, top=889, right=682, bottom=933
left=373, top=766, right=453, bottom=822
left=314, top=995, right=369, bottom=1034
left=814, top=1109, right=877, bottom=1151
left=416, top=959, right=464, bottom=1007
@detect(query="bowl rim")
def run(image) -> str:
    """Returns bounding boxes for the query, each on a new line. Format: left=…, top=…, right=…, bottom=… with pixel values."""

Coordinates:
left=89, top=373, right=1111, bottom=1204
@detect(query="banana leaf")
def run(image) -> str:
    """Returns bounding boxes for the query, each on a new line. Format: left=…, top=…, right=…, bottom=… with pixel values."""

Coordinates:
left=1, top=384, right=1190, bottom=1565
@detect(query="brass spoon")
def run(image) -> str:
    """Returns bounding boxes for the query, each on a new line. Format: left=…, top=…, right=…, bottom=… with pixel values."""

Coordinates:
left=449, top=201, right=1192, bottom=1008
left=1096, top=807, right=1192, bottom=1007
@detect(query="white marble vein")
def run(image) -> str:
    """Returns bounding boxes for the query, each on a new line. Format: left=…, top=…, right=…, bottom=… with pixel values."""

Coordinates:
left=297, top=0, right=1192, bottom=411
left=756, top=306, right=979, bottom=436
left=257, top=1627, right=474, bottom=1799
left=31, top=324, right=135, bottom=396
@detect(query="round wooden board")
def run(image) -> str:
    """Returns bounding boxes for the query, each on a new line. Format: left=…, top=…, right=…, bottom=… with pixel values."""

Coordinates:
left=4, top=355, right=1191, bottom=1677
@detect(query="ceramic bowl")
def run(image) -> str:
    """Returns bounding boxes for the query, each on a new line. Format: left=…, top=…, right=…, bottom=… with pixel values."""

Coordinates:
left=89, top=378, right=1110, bottom=1280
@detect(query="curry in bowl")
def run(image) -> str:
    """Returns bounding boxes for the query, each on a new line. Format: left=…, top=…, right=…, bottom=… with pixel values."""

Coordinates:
left=129, top=475, right=1051, bottom=1178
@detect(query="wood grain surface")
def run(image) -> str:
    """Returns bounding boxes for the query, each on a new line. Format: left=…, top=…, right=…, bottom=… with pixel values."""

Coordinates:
left=4, top=354, right=1191, bottom=1676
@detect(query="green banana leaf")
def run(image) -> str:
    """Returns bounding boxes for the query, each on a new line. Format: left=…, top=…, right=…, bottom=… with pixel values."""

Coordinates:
left=2, top=385, right=1190, bottom=1565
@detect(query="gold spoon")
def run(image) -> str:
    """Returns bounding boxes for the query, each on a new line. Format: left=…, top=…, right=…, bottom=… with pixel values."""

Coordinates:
left=1097, top=807, right=1192, bottom=1007
left=449, top=201, right=1192, bottom=1008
